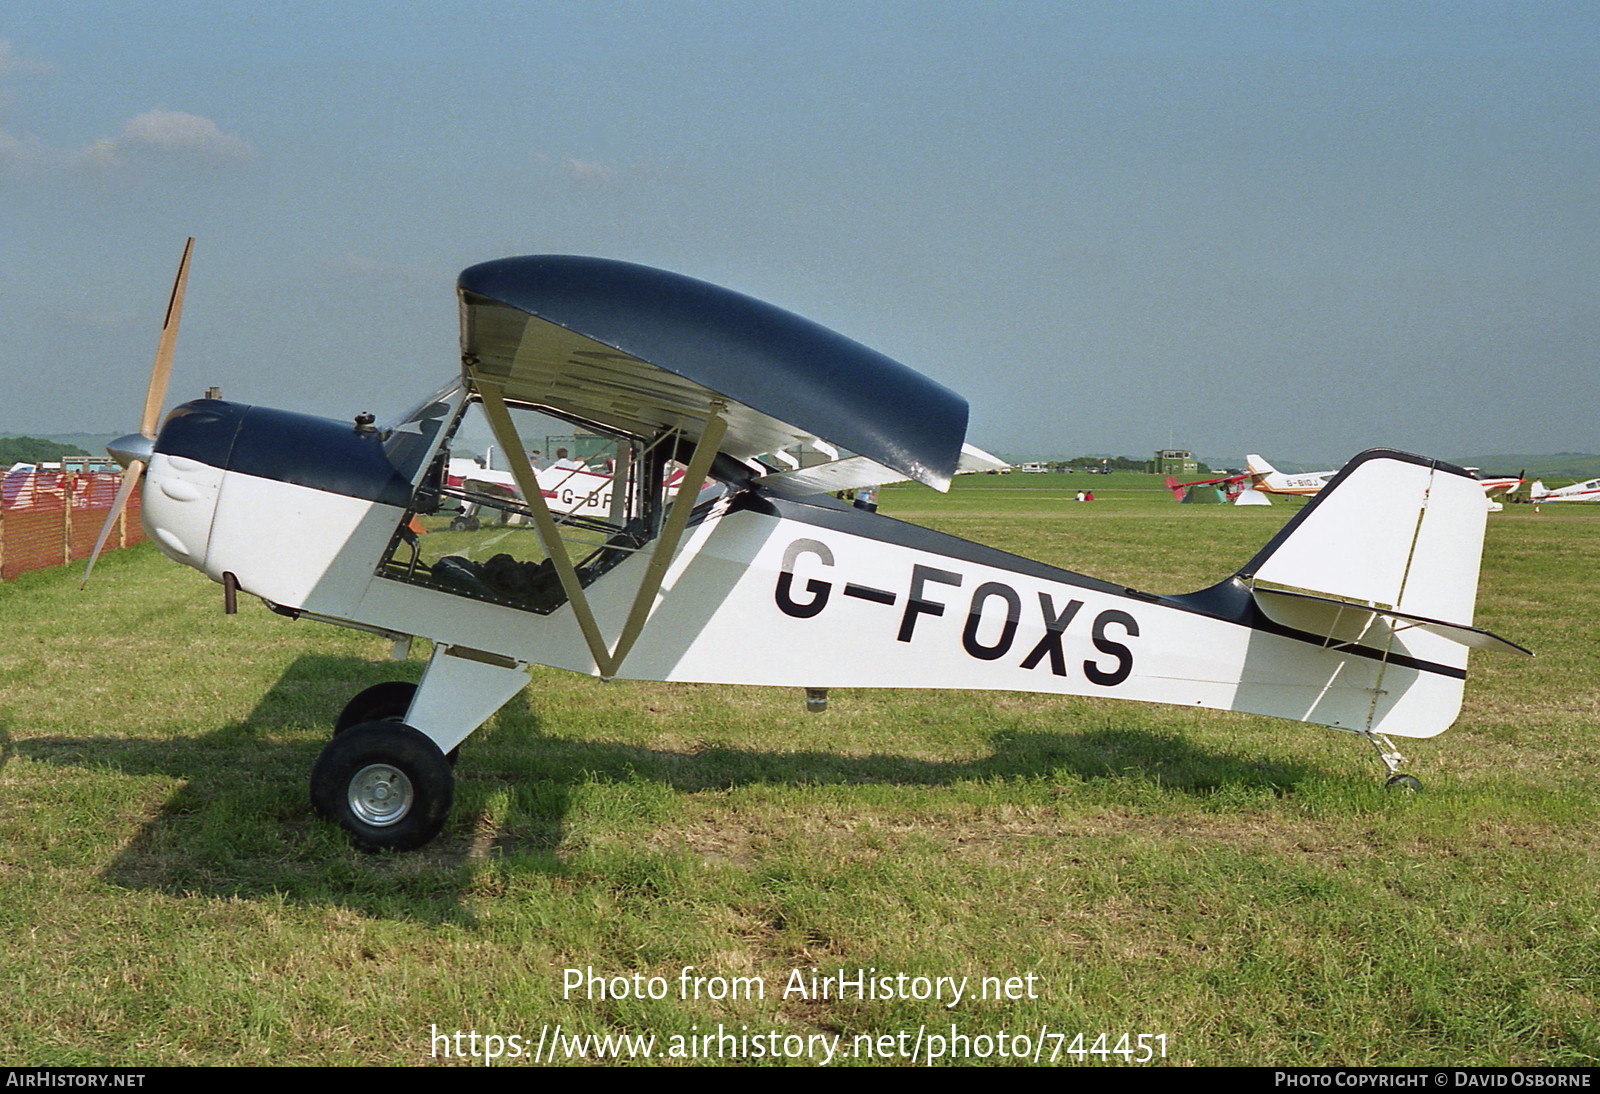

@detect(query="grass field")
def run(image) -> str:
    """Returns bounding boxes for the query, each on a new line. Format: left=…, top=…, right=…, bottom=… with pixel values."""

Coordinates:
left=0, top=474, right=1595, bottom=1066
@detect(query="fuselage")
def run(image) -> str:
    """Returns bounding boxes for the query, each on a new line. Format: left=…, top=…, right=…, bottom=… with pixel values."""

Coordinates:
left=141, top=396, right=1471, bottom=745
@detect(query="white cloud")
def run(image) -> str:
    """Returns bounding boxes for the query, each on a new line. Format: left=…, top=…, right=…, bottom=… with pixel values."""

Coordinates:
left=531, top=149, right=628, bottom=187
left=0, top=40, right=250, bottom=182
left=0, top=38, right=53, bottom=78
left=0, top=126, right=45, bottom=176
left=561, top=156, right=616, bottom=185
left=81, top=110, right=255, bottom=169
left=0, top=41, right=53, bottom=173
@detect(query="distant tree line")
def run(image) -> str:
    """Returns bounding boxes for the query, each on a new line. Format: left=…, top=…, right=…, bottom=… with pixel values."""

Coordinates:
left=1050, top=456, right=1212, bottom=474
left=0, top=436, right=91, bottom=466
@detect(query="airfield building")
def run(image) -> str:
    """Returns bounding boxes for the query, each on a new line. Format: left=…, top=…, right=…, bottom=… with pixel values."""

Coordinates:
left=1156, top=449, right=1198, bottom=476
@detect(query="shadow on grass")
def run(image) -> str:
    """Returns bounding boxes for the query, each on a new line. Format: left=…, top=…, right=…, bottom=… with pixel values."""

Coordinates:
left=18, top=653, right=1313, bottom=923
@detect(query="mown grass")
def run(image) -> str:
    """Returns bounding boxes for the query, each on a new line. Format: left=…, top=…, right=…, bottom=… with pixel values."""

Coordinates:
left=0, top=479, right=1595, bottom=1066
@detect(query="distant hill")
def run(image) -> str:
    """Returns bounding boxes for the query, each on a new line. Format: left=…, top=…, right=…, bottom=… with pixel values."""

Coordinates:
left=0, top=435, right=93, bottom=465
left=1447, top=454, right=1600, bottom=479
left=0, top=432, right=117, bottom=456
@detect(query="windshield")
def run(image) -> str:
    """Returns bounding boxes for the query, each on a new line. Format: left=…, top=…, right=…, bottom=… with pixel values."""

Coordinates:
left=381, top=380, right=468, bottom=482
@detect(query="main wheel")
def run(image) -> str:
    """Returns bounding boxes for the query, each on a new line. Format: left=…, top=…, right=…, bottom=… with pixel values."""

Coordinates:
left=311, top=722, right=453, bottom=851
left=1385, top=773, right=1422, bottom=793
left=335, top=681, right=418, bottom=732
left=334, top=681, right=459, bottom=764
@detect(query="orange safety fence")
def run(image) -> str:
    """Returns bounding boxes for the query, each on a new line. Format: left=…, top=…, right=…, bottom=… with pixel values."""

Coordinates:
left=0, top=469, right=146, bottom=581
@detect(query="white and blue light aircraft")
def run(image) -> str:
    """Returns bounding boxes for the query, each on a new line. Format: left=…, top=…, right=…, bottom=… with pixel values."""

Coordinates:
left=89, top=243, right=1529, bottom=850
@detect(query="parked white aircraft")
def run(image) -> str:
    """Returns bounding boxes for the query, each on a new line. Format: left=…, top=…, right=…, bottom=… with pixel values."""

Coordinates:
left=1245, top=455, right=1339, bottom=498
left=1529, top=478, right=1600, bottom=505
left=1470, top=470, right=1524, bottom=512
left=1, top=463, right=40, bottom=508
left=1249, top=455, right=1524, bottom=511
left=446, top=459, right=683, bottom=528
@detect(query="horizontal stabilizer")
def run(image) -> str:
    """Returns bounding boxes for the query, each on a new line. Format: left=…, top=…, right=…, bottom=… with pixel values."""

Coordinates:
left=1250, top=586, right=1531, bottom=657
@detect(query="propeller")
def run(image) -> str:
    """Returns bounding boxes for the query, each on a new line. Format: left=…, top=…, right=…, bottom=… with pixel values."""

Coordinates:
left=81, top=237, right=193, bottom=587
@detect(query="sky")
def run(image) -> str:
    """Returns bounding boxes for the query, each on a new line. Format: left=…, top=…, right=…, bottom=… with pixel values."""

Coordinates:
left=2, top=1, right=1595, bottom=465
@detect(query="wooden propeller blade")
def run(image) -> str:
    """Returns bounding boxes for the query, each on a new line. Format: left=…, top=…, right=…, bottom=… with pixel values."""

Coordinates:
left=139, top=237, right=193, bottom=439
left=84, top=238, right=193, bottom=589
left=80, top=459, right=145, bottom=588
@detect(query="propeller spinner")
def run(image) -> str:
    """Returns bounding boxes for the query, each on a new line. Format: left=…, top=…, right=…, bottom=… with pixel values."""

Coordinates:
left=81, top=237, right=193, bottom=587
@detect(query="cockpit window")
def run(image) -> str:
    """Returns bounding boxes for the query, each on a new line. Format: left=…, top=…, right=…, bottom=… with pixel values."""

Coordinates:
left=376, top=394, right=689, bottom=615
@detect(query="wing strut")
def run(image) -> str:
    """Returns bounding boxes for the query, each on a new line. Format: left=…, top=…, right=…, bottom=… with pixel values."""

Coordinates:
left=472, top=372, right=726, bottom=678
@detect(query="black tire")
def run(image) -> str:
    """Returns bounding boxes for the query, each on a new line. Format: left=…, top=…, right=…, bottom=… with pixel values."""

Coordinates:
left=1385, top=773, right=1422, bottom=793
left=310, top=722, right=453, bottom=851
left=334, top=681, right=459, bottom=765
left=335, top=681, right=418, bottom=732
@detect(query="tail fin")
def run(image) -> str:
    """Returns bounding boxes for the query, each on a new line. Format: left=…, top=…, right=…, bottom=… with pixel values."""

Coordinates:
left=1239, top=449, right=1527, bottom=657
left=1529, top=480, right=1549, bottom=500
left=1245, top=454, right=1277, bottom=476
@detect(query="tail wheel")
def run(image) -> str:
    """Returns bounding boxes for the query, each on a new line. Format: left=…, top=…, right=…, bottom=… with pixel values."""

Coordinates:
left=311, top=722, right=453, bottom=851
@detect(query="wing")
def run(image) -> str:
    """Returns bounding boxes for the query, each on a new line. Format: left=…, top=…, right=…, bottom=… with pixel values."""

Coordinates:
left=752, top=443, right=1008, bottom=496
left=457, top=255, right=970, bottom=491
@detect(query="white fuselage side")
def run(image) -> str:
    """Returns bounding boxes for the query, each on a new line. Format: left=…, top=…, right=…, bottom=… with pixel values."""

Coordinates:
left=142, top=451, right=1478, bottom=752
left=600, top=499, right=1465, bottom=739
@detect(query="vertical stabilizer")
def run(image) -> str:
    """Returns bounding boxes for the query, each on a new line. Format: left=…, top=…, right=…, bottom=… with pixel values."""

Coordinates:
left=1240, top=450, right=1488, bottom=626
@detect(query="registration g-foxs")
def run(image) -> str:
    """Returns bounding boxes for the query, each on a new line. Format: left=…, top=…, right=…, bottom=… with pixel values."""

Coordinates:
left=90, top=244, right=1529, bottom=850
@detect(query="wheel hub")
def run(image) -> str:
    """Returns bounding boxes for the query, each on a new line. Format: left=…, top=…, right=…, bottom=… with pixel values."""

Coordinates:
left=348, top=764, right=414, bottom=827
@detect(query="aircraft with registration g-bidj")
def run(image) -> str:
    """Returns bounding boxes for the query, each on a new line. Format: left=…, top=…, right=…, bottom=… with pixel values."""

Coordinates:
left=1241, top=455, right=1524, bottom=511
left=1161, top=457, right=1341, bottom=506
left=86, top=243, right=1530, bottom=851
left=1245, top=454, right=1339, bottom=498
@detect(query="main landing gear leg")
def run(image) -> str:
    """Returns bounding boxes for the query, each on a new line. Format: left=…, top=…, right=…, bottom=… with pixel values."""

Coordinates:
left=1363, top=730, right=1421, bottom=792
